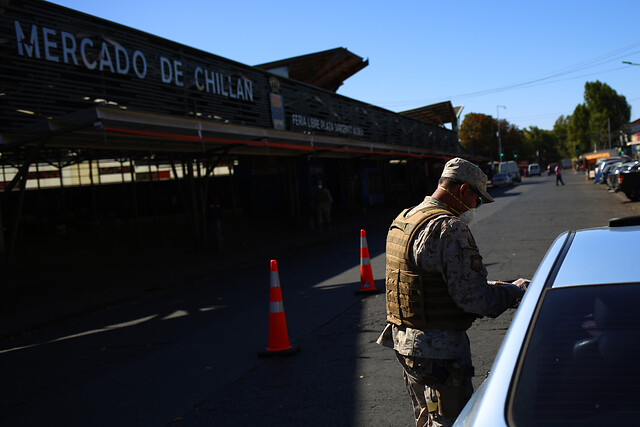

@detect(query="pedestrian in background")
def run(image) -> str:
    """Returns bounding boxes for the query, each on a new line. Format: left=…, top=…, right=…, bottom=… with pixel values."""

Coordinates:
left=555, top=164, right=565, bottom=186
left=377, top=157, right=529, bottom=427
left=312, top=180, right=333, bottom=231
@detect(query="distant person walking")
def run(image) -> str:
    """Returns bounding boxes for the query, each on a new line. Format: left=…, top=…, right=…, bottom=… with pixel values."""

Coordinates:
left=313, top=180, right=333, bottom=231
left=555, top=165, right=565, bottom=186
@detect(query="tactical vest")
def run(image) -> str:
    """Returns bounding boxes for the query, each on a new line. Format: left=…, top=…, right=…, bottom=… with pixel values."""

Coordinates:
left=385, top=206, right=478, bottom=331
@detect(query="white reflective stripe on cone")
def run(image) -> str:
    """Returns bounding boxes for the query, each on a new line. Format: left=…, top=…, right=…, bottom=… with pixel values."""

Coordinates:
left=270, top=301, right=284, bottom=313
left=270, top=271, right=280, bottom=287
left=361, top=257, right=370, bottom=265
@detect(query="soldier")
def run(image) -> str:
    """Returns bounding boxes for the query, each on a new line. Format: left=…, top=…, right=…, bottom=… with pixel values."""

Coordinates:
left=377, top=157, right=529, bottom=427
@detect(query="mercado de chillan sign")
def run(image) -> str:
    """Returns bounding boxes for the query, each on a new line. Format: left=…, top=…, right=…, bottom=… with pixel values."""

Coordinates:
left=13, top=20, right=255, bottom=102
left=2, top=0, right=459, bottom=154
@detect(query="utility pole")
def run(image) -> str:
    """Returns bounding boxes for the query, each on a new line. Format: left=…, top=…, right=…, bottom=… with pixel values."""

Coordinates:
left=497, top=105, right=506, bottom=162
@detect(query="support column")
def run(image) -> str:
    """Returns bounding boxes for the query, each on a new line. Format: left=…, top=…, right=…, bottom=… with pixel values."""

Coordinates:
left=0, top=200, right=9, bottom=295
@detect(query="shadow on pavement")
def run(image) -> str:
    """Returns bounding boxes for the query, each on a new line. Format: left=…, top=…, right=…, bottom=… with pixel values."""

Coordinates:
left=0, top=205, right=397, bottom=426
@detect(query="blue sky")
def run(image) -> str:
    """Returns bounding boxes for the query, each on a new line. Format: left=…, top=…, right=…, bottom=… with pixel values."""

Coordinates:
left=48, top=0, right=640, bottom=131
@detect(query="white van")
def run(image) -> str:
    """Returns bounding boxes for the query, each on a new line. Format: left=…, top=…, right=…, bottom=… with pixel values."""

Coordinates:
left=527, top=163, right=541, bottom=176
left=498, top=161, right=521, bottom=183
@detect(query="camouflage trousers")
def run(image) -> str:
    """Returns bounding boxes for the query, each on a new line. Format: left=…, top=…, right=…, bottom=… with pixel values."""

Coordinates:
left=395, top=353, right=474, bottom=427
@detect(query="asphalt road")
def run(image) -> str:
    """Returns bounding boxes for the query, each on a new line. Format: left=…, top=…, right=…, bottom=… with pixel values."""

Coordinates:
left=1, top=171, right=638, bottom=427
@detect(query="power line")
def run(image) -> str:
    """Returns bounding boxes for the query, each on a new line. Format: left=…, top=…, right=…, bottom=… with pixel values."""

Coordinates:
left=377, top=41, right=640, bottom=109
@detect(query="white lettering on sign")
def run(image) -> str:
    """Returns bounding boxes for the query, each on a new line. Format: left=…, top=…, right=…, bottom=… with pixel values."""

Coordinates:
left=14, top=22, right=40, bottom=58
left=292, top=114, right=307, bottom=126
left=291, top=114, right=363, bottom=136
left=115, top=44, right=129, bottom=75
left=174, top=60, right=184, bottom=87
left=160, top=56, right=172, bottom=83
left=80, top=38, right=96, bottom=70
left=193, top=67, right=253, bottom=101
left=98, top=41, right=114, bottom=72
left=42, top=27, right=58, bottom=62
left=13, top=20, right=255, bottom=103
left=61, top=31, right=78, bottom=65
left=132, top=50, right=147, bottom=78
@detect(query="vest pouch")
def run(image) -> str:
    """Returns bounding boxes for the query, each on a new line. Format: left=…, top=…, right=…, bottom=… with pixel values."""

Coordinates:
left=385, top=267, right=402, bottom=325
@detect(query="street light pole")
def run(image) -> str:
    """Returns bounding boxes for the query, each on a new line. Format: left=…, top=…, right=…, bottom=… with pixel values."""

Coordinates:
left=497, top=105, right=506, bottom=162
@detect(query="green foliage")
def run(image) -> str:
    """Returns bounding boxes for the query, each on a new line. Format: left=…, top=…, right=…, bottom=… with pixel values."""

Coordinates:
left=460, top=80, right=631, bottom=162
left=459, top=113, right=497, bottom=159
left=553, top=115, right=571, bottom=157
left=502, top=122, right=525, bottom=160
left=459, top=113, right=525, bottom=161
left=560, top=81, right=631, bottom=153
left=567, top=104, right=590, bottom=154
left=524, top=126, right=559, bottom=163
left=584, top=81, right=631, bottom=134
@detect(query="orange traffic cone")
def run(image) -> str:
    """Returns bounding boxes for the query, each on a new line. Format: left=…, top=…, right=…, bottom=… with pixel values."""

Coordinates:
left=258, top=259, right=300, bottom=356
left=355, top=229, right=382, bottom=295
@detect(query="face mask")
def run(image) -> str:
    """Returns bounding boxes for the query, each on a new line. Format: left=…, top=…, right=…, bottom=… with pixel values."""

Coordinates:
left=460, top=208, right=476, bottom=225
left=438, top=186, right=477, bottom=221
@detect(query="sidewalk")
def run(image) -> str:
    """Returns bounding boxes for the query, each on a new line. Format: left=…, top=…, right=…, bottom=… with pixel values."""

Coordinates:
left=0, top=204, right=398, bottom=341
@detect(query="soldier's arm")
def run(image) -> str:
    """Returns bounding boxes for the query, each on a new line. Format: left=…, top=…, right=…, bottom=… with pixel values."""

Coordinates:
left=438, top=220, right=524, bottom=318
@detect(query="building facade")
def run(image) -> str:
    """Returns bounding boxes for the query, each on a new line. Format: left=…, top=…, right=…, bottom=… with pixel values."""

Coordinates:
left=0, top=0, right=475, bottom=282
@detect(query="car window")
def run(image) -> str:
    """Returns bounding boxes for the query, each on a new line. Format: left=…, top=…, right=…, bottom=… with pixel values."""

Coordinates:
left=508, top=284, right=640, bottom=426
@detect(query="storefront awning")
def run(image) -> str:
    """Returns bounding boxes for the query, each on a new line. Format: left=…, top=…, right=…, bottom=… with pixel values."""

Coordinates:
left=0, top=106, right=462, bottom=161
left=582, top=152, right=611, bottom=161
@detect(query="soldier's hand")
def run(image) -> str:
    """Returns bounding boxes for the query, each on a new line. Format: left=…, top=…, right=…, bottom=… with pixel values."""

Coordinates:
left=512, top=278, right=530, bottom=292
left=488, top=280, right=513, bottom=286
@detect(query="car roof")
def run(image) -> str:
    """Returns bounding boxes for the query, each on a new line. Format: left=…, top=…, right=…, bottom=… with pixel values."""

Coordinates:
left=454, top=217, right=640, bottom=427
left=552, top=224, right=640, bottom=288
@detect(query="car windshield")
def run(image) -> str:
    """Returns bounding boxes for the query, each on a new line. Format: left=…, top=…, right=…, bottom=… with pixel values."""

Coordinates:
left=509, top=283, right=640, bottom=425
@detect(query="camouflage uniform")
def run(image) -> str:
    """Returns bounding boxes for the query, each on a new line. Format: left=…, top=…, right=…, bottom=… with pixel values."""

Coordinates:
left=377, top=196, right=523, bottom=427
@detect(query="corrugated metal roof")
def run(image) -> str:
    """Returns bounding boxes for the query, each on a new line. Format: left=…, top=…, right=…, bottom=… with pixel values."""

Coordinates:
left=400, top=101, right=462, bottom=131
left=255, top=48, right=368, bottom=92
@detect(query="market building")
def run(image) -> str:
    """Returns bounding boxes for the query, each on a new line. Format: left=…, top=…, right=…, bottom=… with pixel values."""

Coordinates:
left=0, top=0, right=473, bottom=289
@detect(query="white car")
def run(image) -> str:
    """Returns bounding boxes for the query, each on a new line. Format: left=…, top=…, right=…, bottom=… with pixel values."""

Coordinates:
left=527, top=163, right=541, bottom=177
left=491, top=172, right=512, bottom=187
left=455, top=216, right=640, bottom=426
left=498, top=161, right=521, bottom=183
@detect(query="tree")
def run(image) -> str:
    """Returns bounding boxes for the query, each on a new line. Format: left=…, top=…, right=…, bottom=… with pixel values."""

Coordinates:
left=459, top=113, right=526, bottom=161
left=583, top=81, right=631, bottom=150
left=459, top=113, right=497, bottom=159
left=568, top=104, right=590, bottom=154
left=501, top=122, right=526, bottom=161
left=524, top=126, right=559, bottom=165
left=553, top=115, right=571, bottom=157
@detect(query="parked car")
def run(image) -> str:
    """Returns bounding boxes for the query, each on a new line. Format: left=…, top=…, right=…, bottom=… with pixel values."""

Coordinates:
left=607, top=161, right=638, bottom=191
left=594, top=157, right=630, bottom=183
left=498, top=161, right=521, bottom=183
left=527, top=163, right=541, bottom=177
left=491, top=172, right=511, bottom=187
left=455, top=216, right=640, bottom=426
left=617, top=163, right=640, bottom=201
left=601, top=161, right=623, bottom=186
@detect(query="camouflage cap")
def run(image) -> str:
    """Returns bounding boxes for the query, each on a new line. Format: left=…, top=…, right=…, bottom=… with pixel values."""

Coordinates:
left=441, top=158, right=494, bottom=203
